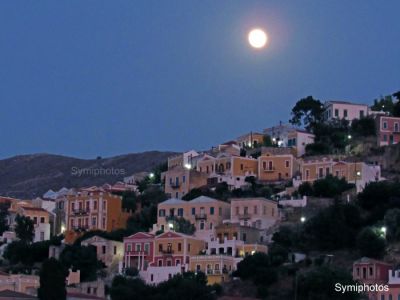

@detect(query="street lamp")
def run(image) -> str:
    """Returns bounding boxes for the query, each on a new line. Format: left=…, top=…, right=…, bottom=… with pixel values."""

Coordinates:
left=381, top=226, right=387, bottom=237
left=168, top=223, right=174, bottom=230
left=184, top=163, right=192, bottom=170
left=149, top=173, right=155, bottom=179
left=300, top=217, right=306, bottom=223
left=347, top=135, right=352, bottom=140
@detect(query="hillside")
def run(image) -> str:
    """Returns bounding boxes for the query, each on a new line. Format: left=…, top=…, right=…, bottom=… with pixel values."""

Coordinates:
left=0, top=151, right=176, bottom=199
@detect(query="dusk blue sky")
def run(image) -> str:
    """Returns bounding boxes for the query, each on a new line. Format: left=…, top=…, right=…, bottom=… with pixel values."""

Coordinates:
left=0, top=1, right=399, bottom=159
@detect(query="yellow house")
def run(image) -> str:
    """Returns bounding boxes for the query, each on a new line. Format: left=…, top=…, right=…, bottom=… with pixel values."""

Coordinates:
left=153, top=231, right=206, bottom=267
left=257, top=148, right=298, bottom=182
left=164, top=166, right=209, bottom=199
left=189, top=255, right=238, bottom=284
left=157, top=196, right=230, bottom=239
left=236, top=132, right=265, bottom=149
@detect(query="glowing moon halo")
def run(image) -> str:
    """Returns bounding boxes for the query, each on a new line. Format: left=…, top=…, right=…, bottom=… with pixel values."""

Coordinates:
left=248, top=28, right=268, bottom=49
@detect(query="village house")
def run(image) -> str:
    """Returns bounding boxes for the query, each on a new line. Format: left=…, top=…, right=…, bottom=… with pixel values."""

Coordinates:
left=189, top=255, right=238, bottom=284
left=257, top=147, right=298, bottom=182
left=123, top=232, right=155, bottom=272
left=157, top=196, right=230, bottom=240
left=287, top=129, right=315, bottom=157
left=323, top=100, right=369, bottom=123
left=64, top=187, right=132, bottom=244
left=163, top=166, right=209, bottom=199
left=236, top=132, right=265, bottom=149
left=0, top=272, right=39, bottom=296
left=81, top=235, right=123, bottom=271
left=374, top=114, right=400, bottom=146
left=7, top=201, right=51, bottom=242
left=298, top=156, right=381, bottom=192
left=229, top=198, right=279, bottom=242
left=140, top=231, right=205, bottom=284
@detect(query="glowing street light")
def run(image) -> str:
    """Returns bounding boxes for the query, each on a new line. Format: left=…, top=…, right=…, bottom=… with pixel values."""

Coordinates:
left=300, top=217, right=306, bottom=223
left=347, top=135, right=352, bottom=140
left=168, top=223, right=174, bottom=230
left=184, top=163, right=192, bottom=170
left=149, top=173, right=155, bottom=179
left=381, top=226, right=387, bottom=235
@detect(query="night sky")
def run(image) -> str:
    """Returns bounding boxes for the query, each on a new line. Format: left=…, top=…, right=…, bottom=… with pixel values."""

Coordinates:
left=0, top=1, right=399, bottom=159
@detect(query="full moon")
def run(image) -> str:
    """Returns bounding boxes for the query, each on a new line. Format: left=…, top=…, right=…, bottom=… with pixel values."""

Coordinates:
left=248, top=28, right=268, bottom=49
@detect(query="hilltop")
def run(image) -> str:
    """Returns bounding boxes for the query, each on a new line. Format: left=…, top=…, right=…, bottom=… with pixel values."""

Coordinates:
left=0, top=151, right=175, bottom=198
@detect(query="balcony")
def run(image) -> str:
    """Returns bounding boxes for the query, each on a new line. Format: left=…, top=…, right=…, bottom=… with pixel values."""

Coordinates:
left=72, top=209, right=89, bottom=216
left=238, top=213, right=251, bottom=220
left=195, top=213, right=207, bottom=220
left=263, top=167, right=275, bottom=173
left=126, top=250, right=149, bottom=256
left=169, top=182, right=180, bottom=189
left=160, top=249, right=174, bottom=256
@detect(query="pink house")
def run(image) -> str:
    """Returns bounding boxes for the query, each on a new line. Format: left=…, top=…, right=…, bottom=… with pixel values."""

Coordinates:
left=353, top=257, right=391, bottom=285
left=375, top=115, right=400, bottom=146
left=123, top=232, right=155, bottom=271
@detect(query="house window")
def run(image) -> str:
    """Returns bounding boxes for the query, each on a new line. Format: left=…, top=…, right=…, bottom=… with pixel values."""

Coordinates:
left=114, top=246, right=117, bottom=255
left=384, top=134, right=388, bottom=141
left=178, top=243, right=182, bottom=251
left=285, top=160, right=289, bottom=168
left=102, top=245, right=106, bottom=254
left=159, top=209, right=165, bottom=217
left=242, top=233, right=247, bottom=242
left=240, top=164, right=243, bottom=170
left=200, top=222, right=205, bottom=230
left=144, top=243, right=149, bottom=253
left=158, top=260, right=162, bottom=267
left=369, top=267, right=373, bottom=276
left=178, top=208, right=184, bottom=217
left=356, top=267, right=359, bottom=276
left=159, top=244, right=163, bottom=252
left=136, top=244, right=141, bottom=252
left=182, top=175, right=186, bottom=183
left=210, top=207, right=215, bottom=215
left=219, top=207, right=222, bottom=216
left=263, top=161, right=266, bottom=170
left=188, top=243, right=191, bottom=252
left=92, top=217, right=96, bottom=226
left=33, top=217, right=38, bottom=224
left=176, top=259, right=181, bottom=265
left=268, top=161, right=273, bottom=170
left=209, top=223, right=213, bottom=230
left=192, top=208, right=195, bottom=215
left=360, top=110, right=364, bottom=118
left=318, top=168, right=324, bottom=178
left=151, top=274, right=154, bottom=281
left=127, top=244, right=131, bottom=252
left=254, top=206, right=258, bottom=214
left=206, top=166, right=209, bottom=173
left=93, top=201, right=97, bottom=210
left=344, top=109, right=348, bottom=118
left=305, top=169, right=310, bottom=179
left=383, top=121, right=388, bottom=129
left=335, top=109, right=339, bottom=117
left=395, top=123, right=399, bottom=132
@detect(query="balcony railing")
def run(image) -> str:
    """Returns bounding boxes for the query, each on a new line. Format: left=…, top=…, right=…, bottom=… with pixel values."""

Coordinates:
left=263, top=167, right=275, bottom=173
left=126, top=250, right=149, bottom=256
left=71, top=209, right=89, bottom=216
left=160, top=249, right=174, bottom=256
left=238, top=213, right=251, bottom=220
left=169, top=182, right=180, bottom=189
left=195, top=213, right=207, bottom=220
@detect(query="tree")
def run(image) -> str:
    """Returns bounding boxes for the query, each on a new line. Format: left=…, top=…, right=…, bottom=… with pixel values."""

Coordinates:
left=0, top=203, right=9, bottom=235
left=234, top=253, right=279, bottom=298
left=312, top=175, right=354, bottom=198
left=166, top=217, right=195, bottom=235
left=297, top=266, right=362, bottom=300
left=302, top=203, right=361, bottom=250
left=38, top=258, right=68, bottom=300
left=384, top=208, right=400, bottom=241
left=298, top=182, right=313, bottom=196
left=371, top=95, right=394, bottom=114
left=289, top=96, right=324, bottom=130
left=356, top=227, right=386, bottom=259
left=393, top=91, right=400, bottom=117
left=350, top=117, right=376, bottom=137
left=59, top=245, right=103, bottom=281
left=15, top=215, right=34, bottom=243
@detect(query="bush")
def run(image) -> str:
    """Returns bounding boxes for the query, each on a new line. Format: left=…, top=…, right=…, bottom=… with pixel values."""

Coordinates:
left=356, top=227, right=386, bottom=259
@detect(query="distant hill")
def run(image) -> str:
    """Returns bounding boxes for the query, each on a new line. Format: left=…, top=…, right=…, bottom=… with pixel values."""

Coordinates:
left=0, top=151, right=176, bottom=199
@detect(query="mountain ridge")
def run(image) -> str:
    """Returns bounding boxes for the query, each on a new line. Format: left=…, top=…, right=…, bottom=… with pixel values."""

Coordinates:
left=0, top=151, right=176, bottom=199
